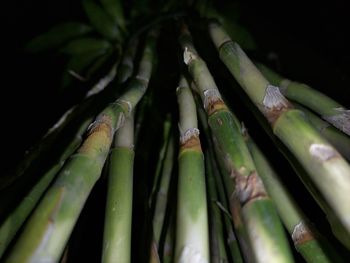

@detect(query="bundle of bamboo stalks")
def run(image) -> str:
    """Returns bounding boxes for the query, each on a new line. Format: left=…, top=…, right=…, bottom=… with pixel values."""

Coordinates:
left=1, top=1, right=350, bottom=262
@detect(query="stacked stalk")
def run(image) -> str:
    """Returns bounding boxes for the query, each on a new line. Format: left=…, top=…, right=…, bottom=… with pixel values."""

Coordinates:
left=0, top=37, right=141, bottom=258
left=148, top=117, right=174, bottom=263
left=245, top=133, right=342, bottom=263
left=208, top=21, right=350, bottom=240
left=175, top=76, right=209, bottom=262
left=102, top=113, right=135, bottom=263
left=179, top=25, right=294, bottom=263
left=256, top=63, right=350, bottom=136
left=4, top=30, right=157, bottom=263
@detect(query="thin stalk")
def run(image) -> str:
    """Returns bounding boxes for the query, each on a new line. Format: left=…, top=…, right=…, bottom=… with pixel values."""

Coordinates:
left=256, top=63, right=350, bottom=136
left=149, top=116, right=172, bottom=210
left=246, top=135, right=343, bottom=263
left=162, top=210, right=175, bottom=263
left=205, top=150, right=229, bottom=263
left=152, top=134, right=175, bottom=245
left=209, top=21, right=350, bottom=238
left=175, top=76, right=209, bottom=262
left=4, top=31, right=157, bottom=263
left=102, top=113, right=135, bottom=263
left=294, top=104, right=350, bottom=161
left=180, top=25, right=294, bottom=263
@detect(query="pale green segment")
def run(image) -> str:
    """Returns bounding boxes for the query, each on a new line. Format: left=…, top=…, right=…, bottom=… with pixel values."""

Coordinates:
left=219, top=42, right=269, bottom=106
left=177, top=81, right=198, bottom=132
left=175, top=151, right=209, bottom=262
left=5, top=154, right=103, bottom=263
left=102, top=148, right=134, bottom=263
left=242, top=200, right=294, bottom=263
left=274, top=110, right=350, bottom=234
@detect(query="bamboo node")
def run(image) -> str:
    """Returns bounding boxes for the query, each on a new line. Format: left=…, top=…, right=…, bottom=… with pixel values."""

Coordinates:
left=183, top=47, right=197, bottom=65
left=233, top=171, right=268, bottom=205
left=292, top=220, right=314, bottom=245
left=262, top=84, right=293, bottom=124
left=323, top=107, right=350, bottom=136
left=180, top=128, right=200, bottom=144
left=263, top=85, right=290, bottom=110
left=203, top=89, right=226, bottom=115
left=309, top=144, right=338, bottom=162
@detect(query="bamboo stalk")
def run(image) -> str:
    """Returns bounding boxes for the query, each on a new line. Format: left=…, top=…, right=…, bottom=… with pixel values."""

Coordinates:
left=175, top=76, right=209, bottom=263
left=180, top=25, right=294, bottom=263
left=152, top=133, right=175, bottom=246
left=245, top=133, right=343, bottom=263
left=102, top=113, right=135, bottom=263
left=197, top=106, right=243, bottom=263
left=209, top=21, right=350, bottom=238
left=256, top=63, right=350, bottom=136
left=4, top=31, right=157, bottom=263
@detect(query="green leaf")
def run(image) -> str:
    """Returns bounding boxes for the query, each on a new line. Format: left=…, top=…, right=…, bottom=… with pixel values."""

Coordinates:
left=100, top=0, right=126, bottom=31
left=60, top=37, right=111, bottom=55
left=25, top=22, right=92, bottom=52
left=61, top=48, right=108, bottom=89
left=82, top=0, right=121, bottom=40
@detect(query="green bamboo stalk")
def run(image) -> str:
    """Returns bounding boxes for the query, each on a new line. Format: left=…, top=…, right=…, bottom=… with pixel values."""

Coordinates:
left=4, top=31, right=157, bottom=263
left=175, top=76, right=209, bottom=262
left=256, top=63, right=350, bottom=136
left=102, top=113, right=135, bottom=263
left=294, top=104, right=350, bottom=161
left=152, top=134, right=175, bottom=246
left=245, top=134, right=342, bottom=263
left=0, top=117, right=92, bottom=258
left=205, top=150, right=229, bottom=263
left=197, top=105, right=244, bottom=263
left=162, top=210, right=175, bottom=263
left=209, top=21, right=350, bottom=238
left=180, top=25, right=294, bottom=263
left=149, top=116, right=172, bottom=210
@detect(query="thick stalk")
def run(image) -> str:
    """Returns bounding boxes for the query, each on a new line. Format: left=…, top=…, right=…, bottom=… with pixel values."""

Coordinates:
left=175, top=76, right=209, bottom=263
left=198, top=105, right=243, bottom=263
left=209, top=21, right=350, bottom=237
left=180, top=25, right=294, bottom=263
left=256, top=63, right=350, bottom=136
left=246, top=135, right=342, bottom=263
left=5, top=31, right=157, bottom=263
left=102, top=113, right=135, bottom=263
left=0, top=118, right=92, bottom=258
